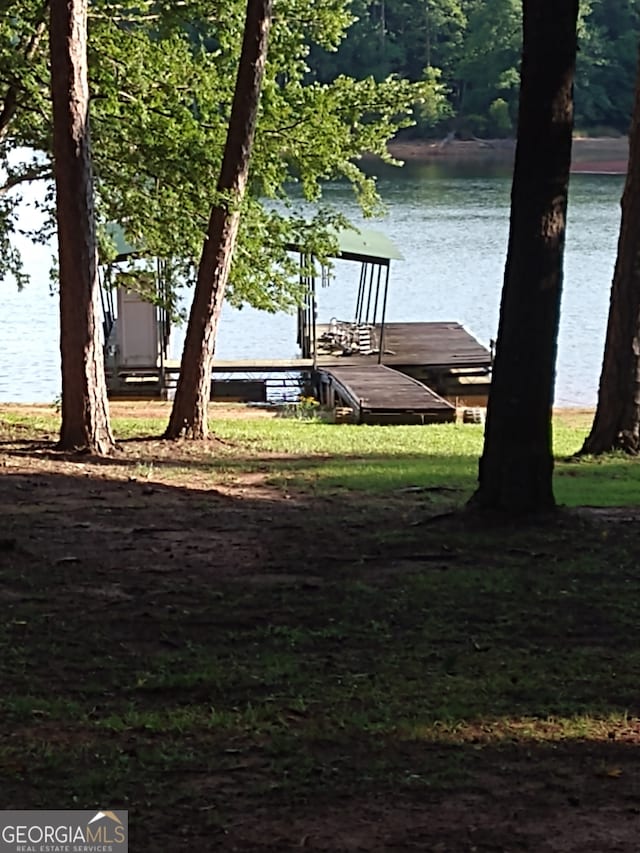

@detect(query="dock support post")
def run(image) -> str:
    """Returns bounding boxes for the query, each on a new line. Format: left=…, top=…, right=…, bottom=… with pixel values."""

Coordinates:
left=355, top=264, right=366, bottom=324
left=378, top=264, right=391, bottom=364
left=364, top=263, right=375, bottom=323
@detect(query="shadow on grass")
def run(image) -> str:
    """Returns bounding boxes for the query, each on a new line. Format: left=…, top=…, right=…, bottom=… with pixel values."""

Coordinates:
left=1, top=460, right=640, bottom=848
left=6, top=434, right=640, bottom=508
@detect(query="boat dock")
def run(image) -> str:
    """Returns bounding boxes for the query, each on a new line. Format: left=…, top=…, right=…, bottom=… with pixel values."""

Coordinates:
left=315, top=320, right=491, bottom=386
left=307, top=320, right=490, bottom=424
left=105, top=321, right=490, bottom=423
left=103, top=226, right=493, bottom=424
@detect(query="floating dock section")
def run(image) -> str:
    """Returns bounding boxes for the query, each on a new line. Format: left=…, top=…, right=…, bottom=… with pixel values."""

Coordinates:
left=317, top=364, right=455, bottom=424
left=313, top=321, right=492, bottom=417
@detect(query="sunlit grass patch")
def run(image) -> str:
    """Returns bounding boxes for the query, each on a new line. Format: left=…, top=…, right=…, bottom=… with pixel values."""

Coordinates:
left=208, top=419, right=485, bottom=457
left=268, top=454, right=476, bottom=496
left=112, top=416, right=167, bottom=438
left=0, top=410, right=60, bottom=438
left=404, top=713, right=639, bottom=744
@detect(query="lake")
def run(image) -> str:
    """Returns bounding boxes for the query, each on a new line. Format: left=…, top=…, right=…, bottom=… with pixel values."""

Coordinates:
left=0, top=163, right=624, bottom=406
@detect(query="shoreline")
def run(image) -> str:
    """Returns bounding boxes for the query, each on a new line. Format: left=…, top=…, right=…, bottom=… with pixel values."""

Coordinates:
left=0, top=401, right=596, bottom=416
left=387, top=136, right=628, bottom=174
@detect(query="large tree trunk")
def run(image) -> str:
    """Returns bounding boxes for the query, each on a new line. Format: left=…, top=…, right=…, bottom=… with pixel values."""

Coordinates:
left=470, top=0, right=578, bottom=513
left=580, top=53, right=640, bottom=455
left=50, top=0, right=114, bottom=454
left=165, top=0, right=272, bottom=440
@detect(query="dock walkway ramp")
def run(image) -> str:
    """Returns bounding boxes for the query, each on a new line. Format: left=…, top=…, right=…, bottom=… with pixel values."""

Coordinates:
left=318, top=364, right=456, bottom=425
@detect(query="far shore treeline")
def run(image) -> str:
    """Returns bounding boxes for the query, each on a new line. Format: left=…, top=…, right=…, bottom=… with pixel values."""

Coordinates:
left=308, top=0, right=638, bottom=139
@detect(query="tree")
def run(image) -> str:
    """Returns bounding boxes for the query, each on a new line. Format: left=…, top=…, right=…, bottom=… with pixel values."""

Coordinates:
left=50, top=0, right=115, bottom=454
left=580, top=51, right=640, bottom=455
left=308, top=0, right=640, bottom=136
left=470, top=0, right=579, bottom=513
left=454, top=0, right=521, bottom=126
left=164, top=0, right=272, bottom=440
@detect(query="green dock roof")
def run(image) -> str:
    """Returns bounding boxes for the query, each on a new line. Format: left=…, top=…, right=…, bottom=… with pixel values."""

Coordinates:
left=334, top=227, right=404, bottom=264
left=105, top=223, right=404, bottom=266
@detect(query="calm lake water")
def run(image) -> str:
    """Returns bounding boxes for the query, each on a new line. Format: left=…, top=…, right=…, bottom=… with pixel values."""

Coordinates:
left=0, top=163, right=624, bottom=406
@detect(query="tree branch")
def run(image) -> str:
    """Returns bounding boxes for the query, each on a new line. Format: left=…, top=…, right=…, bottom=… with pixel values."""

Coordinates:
left=0, top=164, right=52, bottom=196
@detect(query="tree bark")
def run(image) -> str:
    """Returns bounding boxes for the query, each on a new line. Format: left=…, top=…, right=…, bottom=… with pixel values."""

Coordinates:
left=470, top=0, right=579, bottom=513
left=50, top=0, right=115, bottom=454
left=165, top=0, right=272, bottom=440
left=580, top=51, right=640, bottom=455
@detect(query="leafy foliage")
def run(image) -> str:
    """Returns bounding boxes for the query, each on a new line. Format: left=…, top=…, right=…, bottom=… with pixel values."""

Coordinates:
left=3, top=0, right=635, bottom=302
left=0, top=0, right=446, bottom=309
left=575, top=0, right=640, bottom=131
left=0, top=0, right=51, bottom=284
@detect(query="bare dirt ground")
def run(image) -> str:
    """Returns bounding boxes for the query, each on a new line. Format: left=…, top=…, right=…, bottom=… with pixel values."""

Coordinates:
left=1, top=406, right=639, bottom=851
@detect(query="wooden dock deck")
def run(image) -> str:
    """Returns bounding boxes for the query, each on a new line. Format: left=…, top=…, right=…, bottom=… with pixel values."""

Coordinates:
left=315, top=321, right=492, bottom=406
left=317, top=364, right=456, bottom=424
left=106, top=359, right=315, bottom=400
left=315, top=322, right=490, bottom=369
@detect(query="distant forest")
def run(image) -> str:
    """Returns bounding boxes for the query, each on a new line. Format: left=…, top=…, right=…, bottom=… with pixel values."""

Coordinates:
left=309, top=0, right=640, bottom=137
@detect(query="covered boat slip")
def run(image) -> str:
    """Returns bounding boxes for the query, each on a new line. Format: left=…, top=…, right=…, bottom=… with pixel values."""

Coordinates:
left=103, top=225, right=492, bottom=419
left=296, top=228, right=492, bottom=422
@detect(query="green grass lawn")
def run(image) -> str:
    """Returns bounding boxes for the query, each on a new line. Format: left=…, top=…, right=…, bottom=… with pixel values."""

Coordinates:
left=3, top=406, right=637, bottom=507
left=137, top=411, right=638, bottom=506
